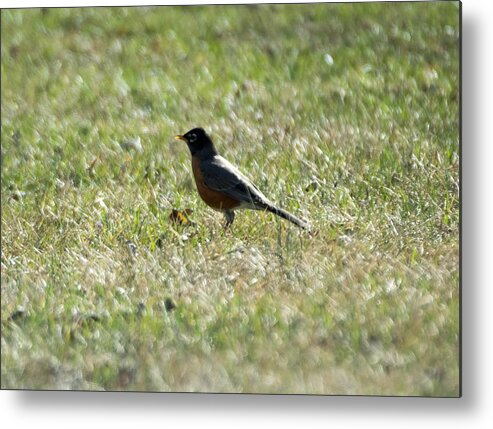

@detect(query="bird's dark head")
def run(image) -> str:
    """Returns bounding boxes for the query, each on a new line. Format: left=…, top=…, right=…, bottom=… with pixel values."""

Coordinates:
left=175, top=128, right=217, bottom=157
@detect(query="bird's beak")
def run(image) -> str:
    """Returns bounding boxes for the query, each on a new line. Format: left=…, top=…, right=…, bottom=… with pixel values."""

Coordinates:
left=175, top=135, right=187, bottom=142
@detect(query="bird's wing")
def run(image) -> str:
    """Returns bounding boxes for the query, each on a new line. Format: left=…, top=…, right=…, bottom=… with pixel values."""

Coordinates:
left=201, top=155, right=271, bottom=208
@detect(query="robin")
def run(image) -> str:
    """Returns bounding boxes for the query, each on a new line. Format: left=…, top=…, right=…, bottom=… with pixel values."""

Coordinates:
left=175, top=128, right=309, bottom=230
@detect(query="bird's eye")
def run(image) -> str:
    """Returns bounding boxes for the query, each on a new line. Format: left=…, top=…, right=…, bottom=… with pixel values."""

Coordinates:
left=189, top=133, right=197, bottom=143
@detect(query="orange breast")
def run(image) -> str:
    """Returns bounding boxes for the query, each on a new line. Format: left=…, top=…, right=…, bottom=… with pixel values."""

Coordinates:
left=191, top=157, right=240, bottom=211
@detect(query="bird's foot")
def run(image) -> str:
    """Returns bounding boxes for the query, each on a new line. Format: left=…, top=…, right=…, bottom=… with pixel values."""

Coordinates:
left=223, top=210, right=235, bottom=230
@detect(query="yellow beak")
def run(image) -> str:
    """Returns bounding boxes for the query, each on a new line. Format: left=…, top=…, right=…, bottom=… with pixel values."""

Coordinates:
left=175, top=135, right=186, bottom=142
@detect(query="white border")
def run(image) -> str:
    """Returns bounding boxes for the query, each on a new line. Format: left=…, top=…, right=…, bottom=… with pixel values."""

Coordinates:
left=2, top=1, right=493, bottom=428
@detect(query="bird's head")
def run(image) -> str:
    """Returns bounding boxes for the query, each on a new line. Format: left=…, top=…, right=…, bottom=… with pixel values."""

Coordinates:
left=175, top=128, right=216, bottom=157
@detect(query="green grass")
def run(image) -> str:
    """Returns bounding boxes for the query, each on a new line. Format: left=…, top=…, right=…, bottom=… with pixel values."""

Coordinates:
left=1, top=2, right=460, bottom=395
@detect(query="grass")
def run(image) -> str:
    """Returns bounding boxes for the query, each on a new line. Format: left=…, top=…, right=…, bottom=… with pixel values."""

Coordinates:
left=1, top=2, right=460, bottom=395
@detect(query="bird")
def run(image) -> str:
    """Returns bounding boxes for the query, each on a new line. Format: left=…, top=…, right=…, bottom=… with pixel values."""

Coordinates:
left=175, top=127, right=309, bottom=230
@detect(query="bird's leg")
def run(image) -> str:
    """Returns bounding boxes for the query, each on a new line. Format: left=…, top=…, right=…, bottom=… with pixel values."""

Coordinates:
left=224, top=210, right=235, bottom=229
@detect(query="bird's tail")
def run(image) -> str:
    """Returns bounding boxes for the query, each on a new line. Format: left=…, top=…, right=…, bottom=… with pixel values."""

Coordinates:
left=266, top=205, right=310, bottom=230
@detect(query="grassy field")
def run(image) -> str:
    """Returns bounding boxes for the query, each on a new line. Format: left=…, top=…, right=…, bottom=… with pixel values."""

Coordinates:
left=1, top=2, right=460, bottom=395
